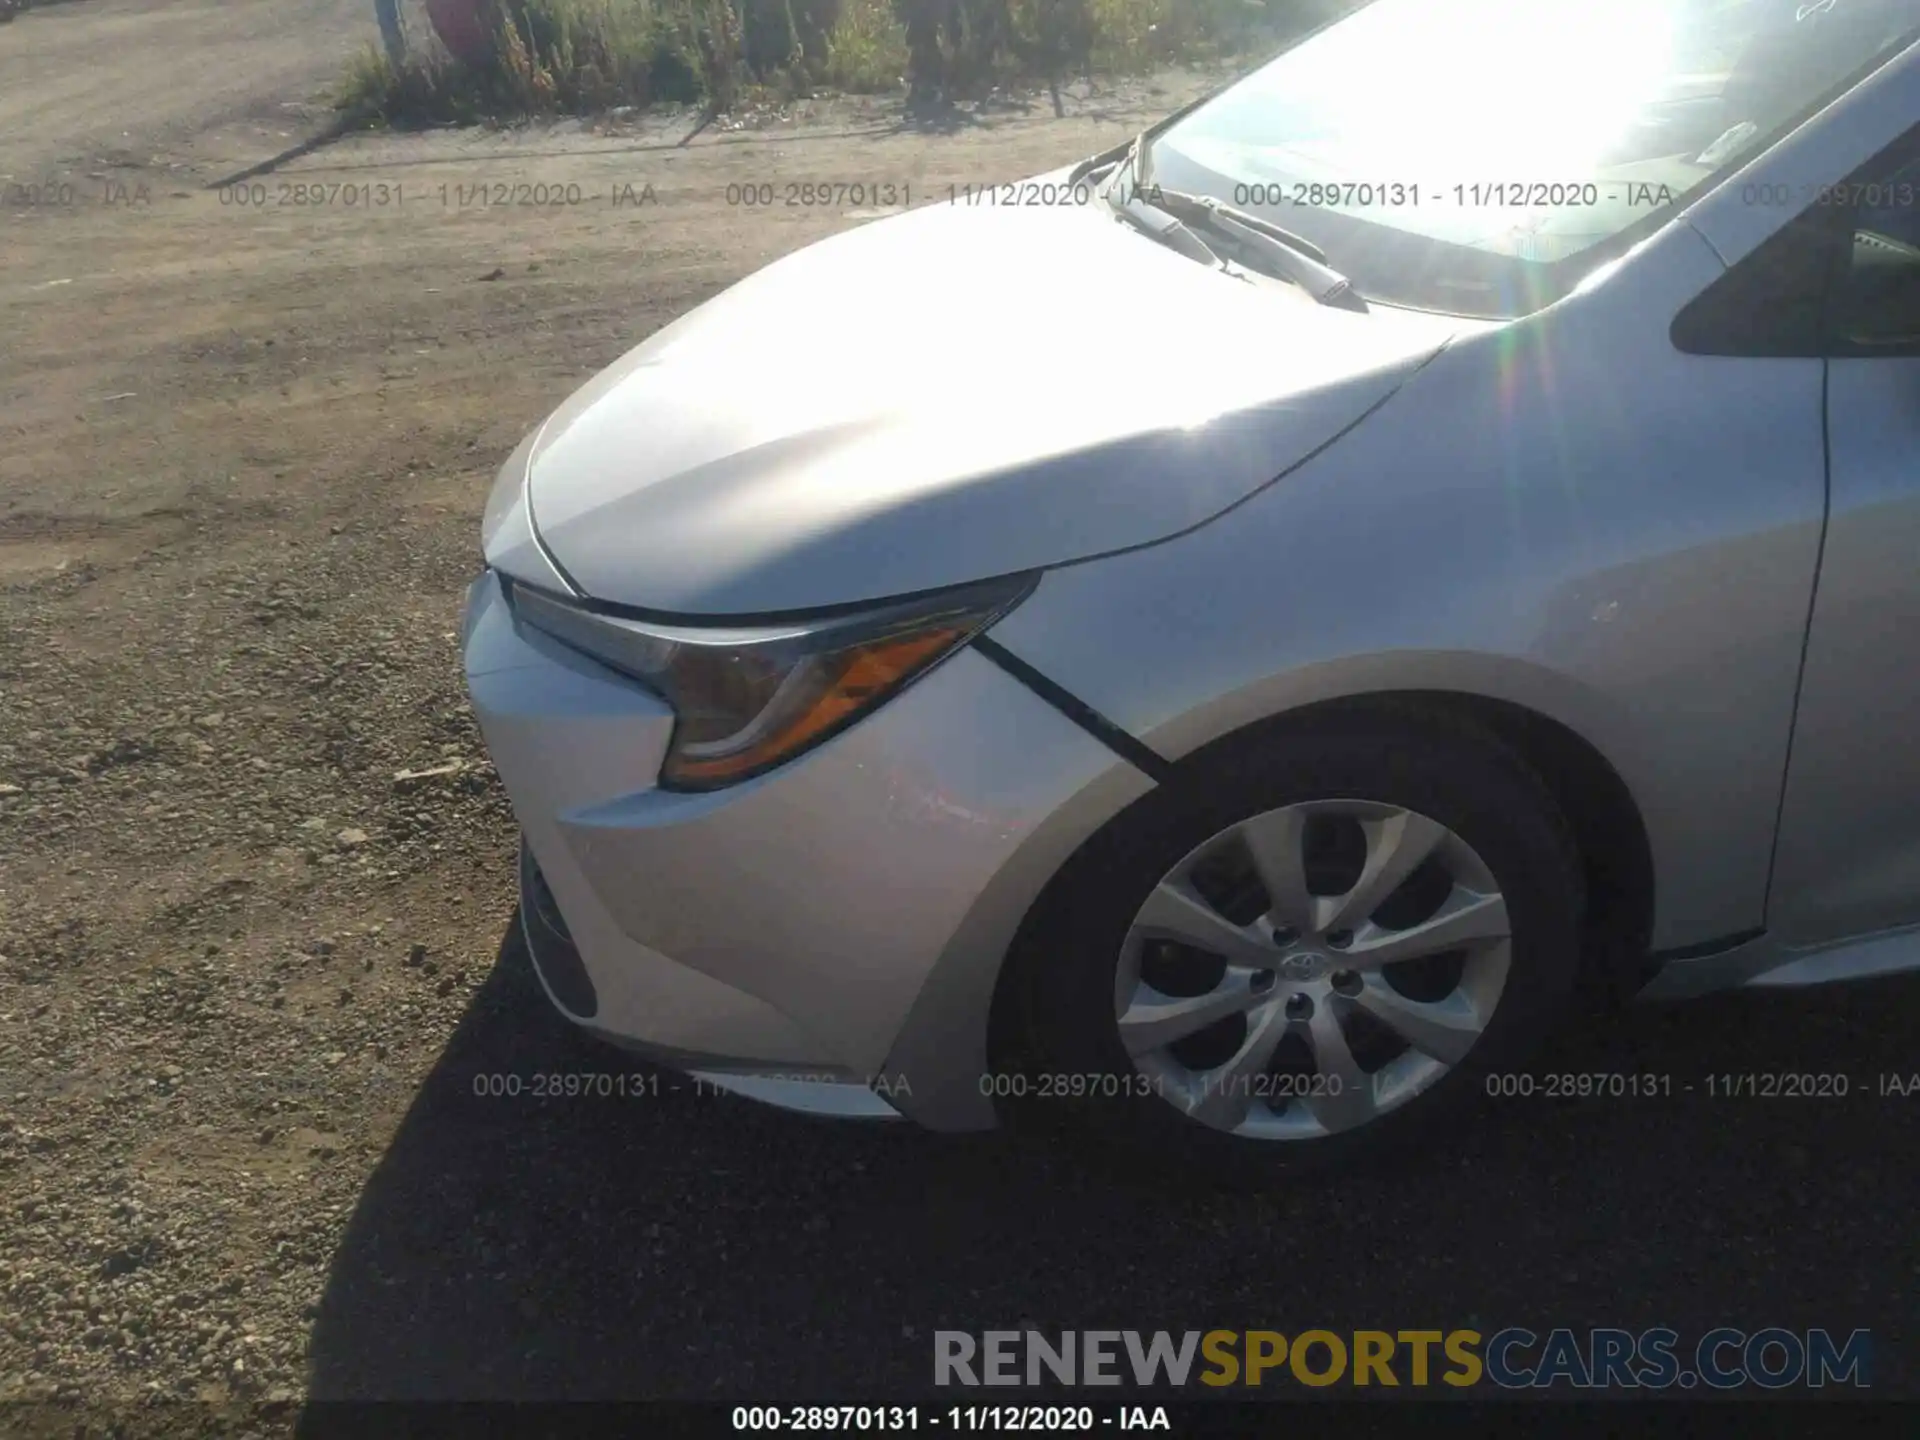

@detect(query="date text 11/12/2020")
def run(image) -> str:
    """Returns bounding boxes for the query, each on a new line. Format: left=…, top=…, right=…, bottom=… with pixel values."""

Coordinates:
left=1483, top=1072, right=1920, bottom=1098
left=466, top=1071, right=916, bottom=1100
left=470, top=1069, right=1920, bottom=1103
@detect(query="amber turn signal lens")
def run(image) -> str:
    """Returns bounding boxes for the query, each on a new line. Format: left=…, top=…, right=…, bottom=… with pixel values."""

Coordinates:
left=662, top=625, right=966, bottom=788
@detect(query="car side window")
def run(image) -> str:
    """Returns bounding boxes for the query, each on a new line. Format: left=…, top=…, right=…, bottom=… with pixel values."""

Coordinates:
left=1673, top=127, right=1920, bottom=359
left=1671, top=204, right=1838, bottom=356
left=1832, top=152, right=1920, bottom=349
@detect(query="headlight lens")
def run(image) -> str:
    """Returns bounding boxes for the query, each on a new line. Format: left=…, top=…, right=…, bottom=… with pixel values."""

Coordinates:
left=508, top=575, right=1035, bottom=791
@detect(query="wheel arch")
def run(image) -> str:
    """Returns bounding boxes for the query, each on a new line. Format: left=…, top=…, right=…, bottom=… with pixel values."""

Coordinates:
left=987, top=688, right=1659, bottom=1081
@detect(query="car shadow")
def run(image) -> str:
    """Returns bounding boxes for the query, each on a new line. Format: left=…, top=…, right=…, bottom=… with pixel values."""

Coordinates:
left=305, top=914, right=1920, bottom=1402
left=303, top=912, right=1090, bottom=1403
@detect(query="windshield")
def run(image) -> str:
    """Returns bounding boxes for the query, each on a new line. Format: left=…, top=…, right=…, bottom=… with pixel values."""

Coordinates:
left=1147, top=0, right=1920, bottom=315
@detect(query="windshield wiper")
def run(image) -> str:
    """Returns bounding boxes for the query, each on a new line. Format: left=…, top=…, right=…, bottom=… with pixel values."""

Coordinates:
left=1107, top=190, right=1231, bottom=271
left=1155, top=189, right=1369, bottom=313
left=1128, top=124, right=1157, bottom=197
left=1068, top=136, right=1137, bottom=187
left=1108, top=128, right=1369, bottom=314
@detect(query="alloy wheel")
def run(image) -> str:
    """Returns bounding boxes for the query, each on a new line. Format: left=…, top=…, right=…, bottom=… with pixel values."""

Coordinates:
left=1115, top=800, right=1512, bottom=1140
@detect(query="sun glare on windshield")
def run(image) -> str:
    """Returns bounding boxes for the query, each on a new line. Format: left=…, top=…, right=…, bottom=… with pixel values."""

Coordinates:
left=1282, top=0, right=1682, bottom=178
left=1152, top=0, right=1920, bottom=313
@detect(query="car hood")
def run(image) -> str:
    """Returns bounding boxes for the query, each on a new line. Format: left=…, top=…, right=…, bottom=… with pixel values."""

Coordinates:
left=519, top=193, right=1465, bottom=615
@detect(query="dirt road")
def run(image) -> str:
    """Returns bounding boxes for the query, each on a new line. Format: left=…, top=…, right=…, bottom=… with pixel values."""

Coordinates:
left=0, top=0, right=370, bottom=182
left=0, top=0, right=1228, bottom=1410
left=3, top=0, right=1918, bottom=1420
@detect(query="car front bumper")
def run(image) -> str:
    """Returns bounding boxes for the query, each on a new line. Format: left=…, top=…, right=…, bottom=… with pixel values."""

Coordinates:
left=461, top=570, right=1154, bottom=1131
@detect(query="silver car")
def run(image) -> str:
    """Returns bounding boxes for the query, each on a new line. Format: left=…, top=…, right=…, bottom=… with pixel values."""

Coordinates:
left=465, top=0, right=1920, bottom=1173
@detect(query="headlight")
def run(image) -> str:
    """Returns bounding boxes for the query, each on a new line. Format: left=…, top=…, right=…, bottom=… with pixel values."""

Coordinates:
left=507, top=575, right=1036, bottom=791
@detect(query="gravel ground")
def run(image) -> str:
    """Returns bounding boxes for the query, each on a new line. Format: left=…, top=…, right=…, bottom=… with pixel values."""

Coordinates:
left=3, top=0, right=1919, bottom=1428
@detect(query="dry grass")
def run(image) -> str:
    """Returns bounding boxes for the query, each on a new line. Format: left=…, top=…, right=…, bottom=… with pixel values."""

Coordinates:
left=337, top=0, right=1352, bottom=125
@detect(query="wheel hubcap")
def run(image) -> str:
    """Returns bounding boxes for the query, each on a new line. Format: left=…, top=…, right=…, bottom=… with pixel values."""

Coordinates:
left=1114, top=800, right=1512, bottom=1141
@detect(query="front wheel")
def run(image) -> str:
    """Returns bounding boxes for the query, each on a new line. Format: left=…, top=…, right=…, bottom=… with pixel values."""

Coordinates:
left=1011, top=709, right=1587, bottom=1176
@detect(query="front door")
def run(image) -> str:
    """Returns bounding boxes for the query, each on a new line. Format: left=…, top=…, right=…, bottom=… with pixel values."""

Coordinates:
left=1771, top=131, right=1920, bottom=945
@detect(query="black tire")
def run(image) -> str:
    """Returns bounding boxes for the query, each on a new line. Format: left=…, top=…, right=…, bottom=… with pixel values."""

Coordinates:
left=1004, top=705, right=1587, bottom=1179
